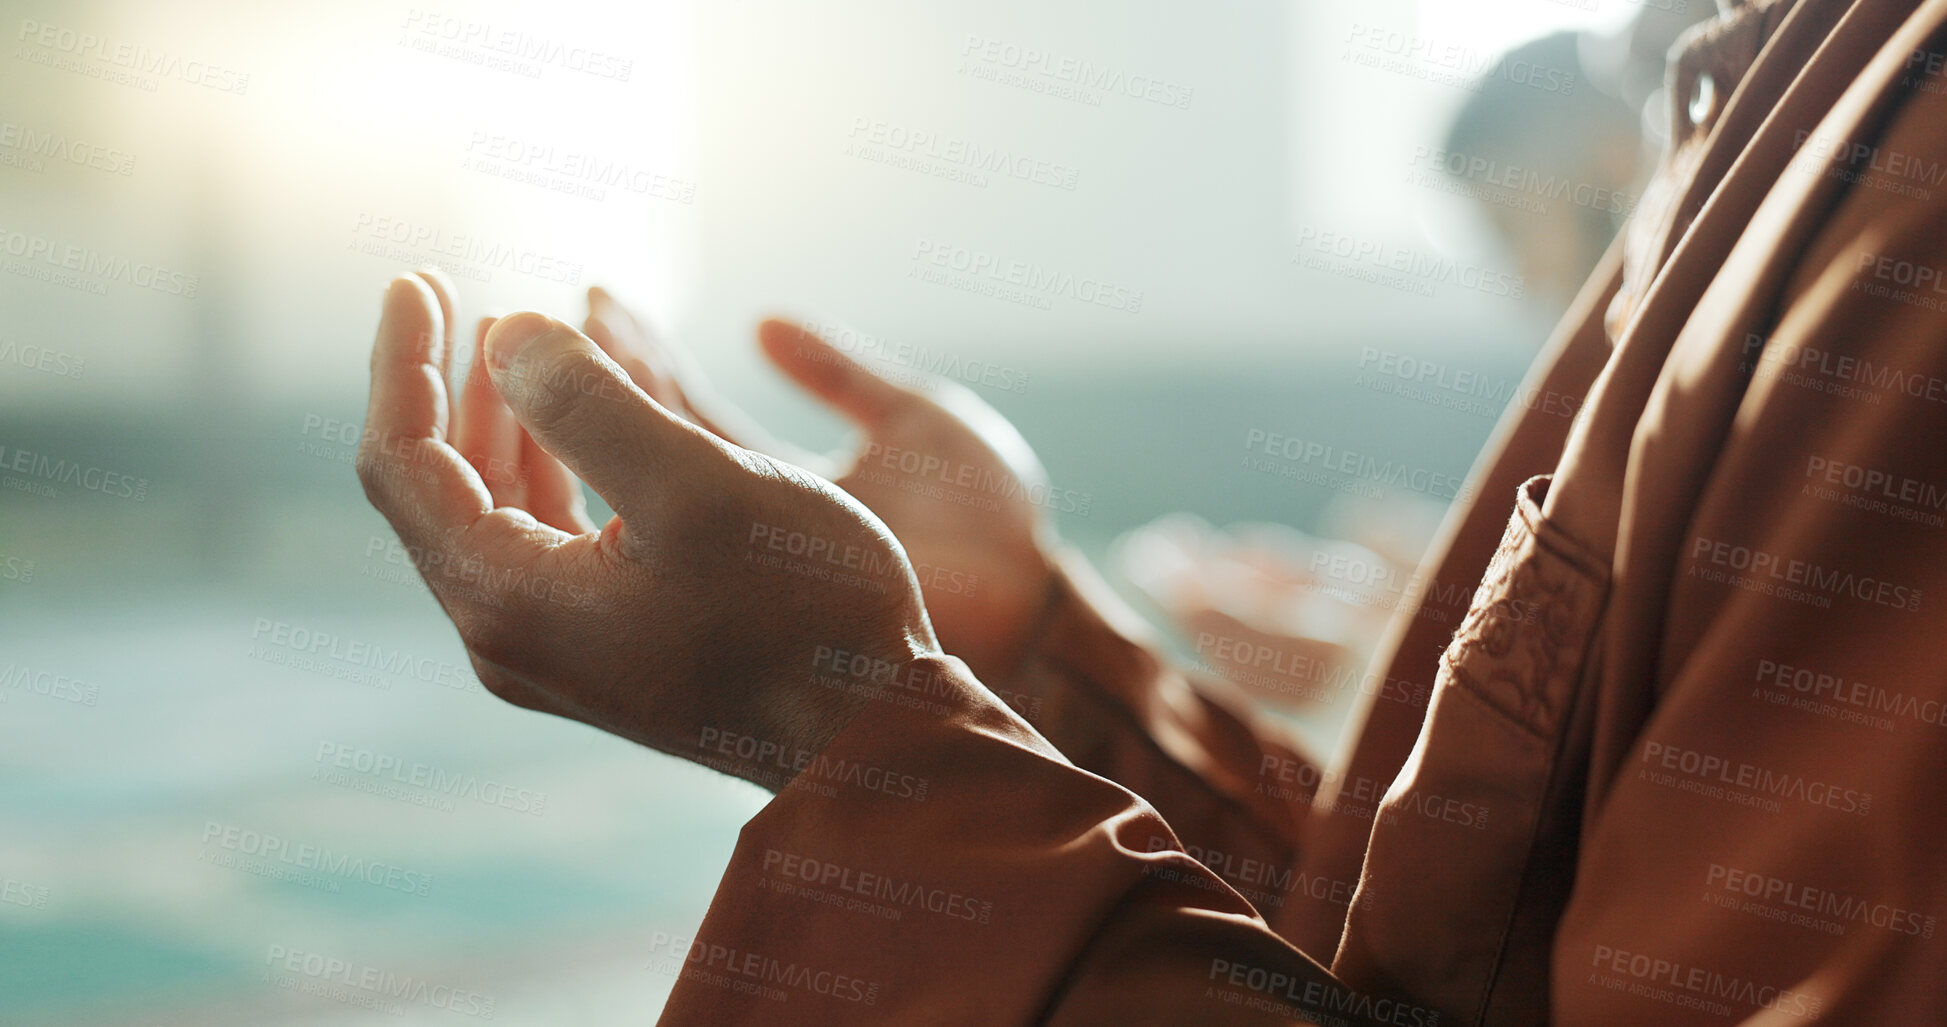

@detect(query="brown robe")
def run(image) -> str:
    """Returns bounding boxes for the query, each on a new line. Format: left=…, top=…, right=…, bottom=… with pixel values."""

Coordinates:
left=658, top=1, right=1947, bottom=1022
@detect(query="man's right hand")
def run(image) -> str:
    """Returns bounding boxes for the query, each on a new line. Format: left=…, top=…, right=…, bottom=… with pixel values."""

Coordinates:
left=583, top=290, right=1062, bottom=683
left=357, top=272, right=945, bottom=780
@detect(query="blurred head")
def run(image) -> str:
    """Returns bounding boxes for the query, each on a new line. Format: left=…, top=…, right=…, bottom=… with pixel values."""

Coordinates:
left=1441, top=30, right=1642, bottom=306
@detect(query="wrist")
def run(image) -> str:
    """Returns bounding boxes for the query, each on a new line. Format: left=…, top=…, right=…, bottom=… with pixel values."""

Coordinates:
left=656, top=615, right=939, bottom=792
left=925, top=540, right=1061, bottom=685
left=995, top=547, right=1166, bottom=707
left=686, top=646, right=1003, bottom=798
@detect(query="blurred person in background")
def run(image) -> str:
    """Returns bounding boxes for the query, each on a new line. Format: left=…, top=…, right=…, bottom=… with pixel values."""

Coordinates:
left=357, top=1, right=1947, bottom=1024
left=1117, top=13, right=1710, bottom=739
left=1438, top=30, right=1642, bottom=306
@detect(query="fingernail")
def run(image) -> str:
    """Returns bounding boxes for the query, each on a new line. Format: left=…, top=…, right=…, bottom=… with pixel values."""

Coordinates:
left=384, top=274, right=419, bottom=302
left=486, top=312, right=554, bottom=371
left=380, top=275, right=424, bottom=327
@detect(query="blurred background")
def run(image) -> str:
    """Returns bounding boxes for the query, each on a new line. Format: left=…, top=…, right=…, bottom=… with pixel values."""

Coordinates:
left=0, top=0, right=1705, bottom=1022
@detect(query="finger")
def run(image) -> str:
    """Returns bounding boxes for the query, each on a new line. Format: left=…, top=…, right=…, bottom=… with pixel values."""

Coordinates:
left=583, top=296, right=687, bottom=414
left=452, top=316, right=528, bottom=509
left=1111, top=514, right=1210, bottom=612
left=357, top=276, right=493, bottom=550
left=585, top=285, right=659, bottom=362
left=485, top=312, right=719, bottom=527
left=521, top=428, right=595, bottom=534
left=756, top=318, right=918, bottom=428
left=1182, top=608, right=1350, bottom=710
left=408, top=268, right=460, bottom=432
left=585, top=286, right=782, bottom=452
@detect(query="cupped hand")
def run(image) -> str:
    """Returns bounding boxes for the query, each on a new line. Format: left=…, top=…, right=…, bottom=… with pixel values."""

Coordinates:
left=582, top=290, right=1060, bottom=682
left=356, top=271, right=939, bottom=776
left=1110, top=514, right=1410, bottom=711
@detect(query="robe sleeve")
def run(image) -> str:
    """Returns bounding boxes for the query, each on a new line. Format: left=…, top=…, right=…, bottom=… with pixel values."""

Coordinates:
left=990, top=552, right=1332, bottom=922
left=654, top=645, right=1439, bottom=1026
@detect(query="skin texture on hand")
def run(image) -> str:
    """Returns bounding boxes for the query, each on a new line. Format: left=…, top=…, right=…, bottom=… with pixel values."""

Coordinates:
left=581, top=289, right=1059, bottom=683
left=355, top=270, right=940, bottom=782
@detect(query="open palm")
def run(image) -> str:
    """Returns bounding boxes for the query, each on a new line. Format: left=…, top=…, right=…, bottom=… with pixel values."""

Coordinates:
left=580, top=291, right=1058, bottom=682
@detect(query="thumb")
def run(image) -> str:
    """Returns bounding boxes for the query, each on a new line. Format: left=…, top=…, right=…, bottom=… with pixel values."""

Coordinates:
left=757, top=318, right=919, bottom=428
left=485, top=312, right=710, bottom=525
